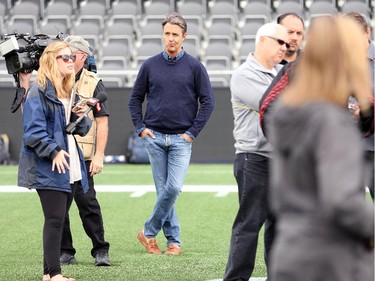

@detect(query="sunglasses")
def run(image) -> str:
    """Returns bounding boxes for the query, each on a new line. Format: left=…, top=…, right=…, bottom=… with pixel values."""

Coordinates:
left=56, top=54, right=76, bottom=63
left=267, top=36, right=290, bottom=49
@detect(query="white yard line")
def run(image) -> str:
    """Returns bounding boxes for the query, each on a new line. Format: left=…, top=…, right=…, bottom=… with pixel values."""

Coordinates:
left=0, top=185, right=238, bottom=196
left=0, top=170, right=233, bottom=175
left=1, top=185, right=369, bottom=196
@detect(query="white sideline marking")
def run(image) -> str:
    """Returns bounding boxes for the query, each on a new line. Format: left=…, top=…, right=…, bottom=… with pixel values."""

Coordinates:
left=215, top=191, right=232, bottom=197
left=130, top=191, right=148, bottom=197
left=0, top=170, right=233, bottom=175
left=0, top=185, right=238, bottom=196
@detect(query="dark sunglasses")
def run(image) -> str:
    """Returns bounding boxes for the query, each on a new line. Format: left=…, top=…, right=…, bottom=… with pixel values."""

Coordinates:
left=56, top=54, right=76, bottom=63
left=267, top=36, right=290, bottom=49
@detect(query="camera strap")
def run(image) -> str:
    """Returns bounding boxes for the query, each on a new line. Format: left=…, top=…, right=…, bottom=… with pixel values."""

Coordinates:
left=10, top=87, right=26, bottom=113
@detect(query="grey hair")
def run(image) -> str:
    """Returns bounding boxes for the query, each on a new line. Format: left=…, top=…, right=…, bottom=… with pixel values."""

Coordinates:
left=162, top=12, right=187, bottom=34
left=255, top=23, right=285, bottom=44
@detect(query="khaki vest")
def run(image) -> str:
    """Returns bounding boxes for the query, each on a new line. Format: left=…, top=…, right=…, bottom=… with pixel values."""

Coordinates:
left=74, top=69, right=100, bottom=160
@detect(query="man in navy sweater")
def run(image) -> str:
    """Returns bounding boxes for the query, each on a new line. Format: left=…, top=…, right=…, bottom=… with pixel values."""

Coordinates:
left=128, top=12, right=215, bottom=256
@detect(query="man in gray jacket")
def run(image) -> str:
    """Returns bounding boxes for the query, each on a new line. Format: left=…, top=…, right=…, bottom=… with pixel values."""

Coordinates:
left=223, top=23, right=289, bottom=281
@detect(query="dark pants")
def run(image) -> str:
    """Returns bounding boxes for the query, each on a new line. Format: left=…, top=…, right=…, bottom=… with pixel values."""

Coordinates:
left=224, top=153, right=275, bottom=281
left=37, top=183, right=76, bottom=277
left=61, top=161, right=110, bottom=257
left=365, top=151, right=374, bottom=200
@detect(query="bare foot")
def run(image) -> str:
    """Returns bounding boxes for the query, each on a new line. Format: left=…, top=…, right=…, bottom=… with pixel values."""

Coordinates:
left=50, top=274, right=76, bottom=281
left=42, top=274, right=50, bottom=281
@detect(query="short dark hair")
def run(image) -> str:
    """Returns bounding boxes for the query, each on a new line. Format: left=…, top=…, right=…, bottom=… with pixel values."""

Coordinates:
left=162, top=12, right=187, bottom=34
left=277, top=12, right=305, bottom=28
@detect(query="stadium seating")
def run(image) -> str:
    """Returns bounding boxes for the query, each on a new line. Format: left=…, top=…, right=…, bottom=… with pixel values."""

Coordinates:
left=41, top=1, right=74, bottom=36
left=0, top=0, right=374, bottom=87
left=102, top=36, right=132, bottom=58
left=40, top=16, right=71, bottom=36
left=78, top=0, right=111, bottom=17
left=183, top=16, right=204, bottom=38
left=98, top=56, right=128, bottom=87
left=182, top=35, right=201, bottom=58
left=308, top=0, right=338, bottom=19
left=240, top=17, right=268, bottom=38
left=11, top=0, right=44, bottom=20
left=143, top=0, right=175, bottom=18
left=134, top=36, right=163, bottom=68
left=109, top=0, right=141, bottom=26
left=177, top=0, right=207, bottom=17
left=341, top=1, right=372, bottom=18
left=239, top=1, right=271, bottom=24
left=206, top=16, right=237, bottom=40
left=6, top=16, right=38, bottom=35
left=275, top=0, right=306, bottom=18
left=0, top=2, right=6, bottom=35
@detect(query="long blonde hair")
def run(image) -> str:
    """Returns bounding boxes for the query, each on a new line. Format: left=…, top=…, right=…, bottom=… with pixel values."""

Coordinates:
left=36, top=40, right=75, bottom=99
left=282, top=16, right=371, bottom=113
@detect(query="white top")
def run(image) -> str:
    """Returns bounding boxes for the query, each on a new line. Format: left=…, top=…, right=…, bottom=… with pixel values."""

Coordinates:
left=60, top=97, right=82, bottom=183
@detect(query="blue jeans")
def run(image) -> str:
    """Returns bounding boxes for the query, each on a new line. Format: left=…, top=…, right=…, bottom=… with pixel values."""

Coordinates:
left=224, top=153, right=275, bottom=281
left=143, top=131, right=192, bottom=246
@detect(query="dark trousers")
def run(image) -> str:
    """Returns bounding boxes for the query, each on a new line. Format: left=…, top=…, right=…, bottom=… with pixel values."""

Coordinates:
left=365, top=151, right=374, bottom=200
left=61, top=161, right=109, bottom=257
left=37, top=183, right=76, bottom=277
left=224, top=153, right=275, bottom=281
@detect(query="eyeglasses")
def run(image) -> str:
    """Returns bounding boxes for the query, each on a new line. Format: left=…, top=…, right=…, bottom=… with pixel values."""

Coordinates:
left=56, top=54, right=76, bottom=63
left=267, top=36, right=290, bottom=49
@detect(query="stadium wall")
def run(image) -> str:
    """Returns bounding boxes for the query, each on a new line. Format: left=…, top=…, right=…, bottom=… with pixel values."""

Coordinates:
left=0, top=87, right=235, bottom=163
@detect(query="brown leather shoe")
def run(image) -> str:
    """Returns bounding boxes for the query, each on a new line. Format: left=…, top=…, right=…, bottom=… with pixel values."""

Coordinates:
left=165, top=243, right=181, bottom=255
left=137, top=229, right=162, bottom=255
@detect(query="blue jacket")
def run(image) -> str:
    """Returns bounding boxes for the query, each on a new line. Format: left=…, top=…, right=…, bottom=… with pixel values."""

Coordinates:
left=18, top=81, right=91, bottom=193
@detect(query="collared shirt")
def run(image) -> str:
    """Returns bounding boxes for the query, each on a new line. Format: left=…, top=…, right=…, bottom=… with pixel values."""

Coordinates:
left=162, top=49, right=185, bottom=62
left=231, top=53, right=283, bottom=156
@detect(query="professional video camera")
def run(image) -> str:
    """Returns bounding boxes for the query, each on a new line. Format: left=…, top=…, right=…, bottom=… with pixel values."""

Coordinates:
left=0, top=31, right=98, bottom=113
left=0, top=32, right=63, bottom=74
left=0, top=32, right=64, bottom=113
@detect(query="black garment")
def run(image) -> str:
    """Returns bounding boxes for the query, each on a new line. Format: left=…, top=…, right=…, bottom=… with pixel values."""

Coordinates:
left=279, top=50, right=301, bottom=65
left=37, top=183, right=76, bottom=277
left=365, top=151, right=374, bottom=200
left=223, top=153, right=275, bottom=281
left=279, top=59, right=289, bottom=65
left=61, top=161, right=110, bottom=257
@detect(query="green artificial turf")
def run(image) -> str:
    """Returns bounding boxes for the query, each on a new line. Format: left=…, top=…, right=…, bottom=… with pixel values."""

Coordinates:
left=0, top=164, right=267, bottom=281
left=0, top=192, right=267, bottom=281
left=0, top=164, right=237, bottom=186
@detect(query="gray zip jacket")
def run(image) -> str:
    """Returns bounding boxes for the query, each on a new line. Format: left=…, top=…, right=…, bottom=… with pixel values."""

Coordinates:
left=231, top=53, right=283, bottom=156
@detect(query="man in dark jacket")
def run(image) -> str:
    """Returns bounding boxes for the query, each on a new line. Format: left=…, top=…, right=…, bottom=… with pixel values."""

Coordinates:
left=60, top=35, right=111, bottom=266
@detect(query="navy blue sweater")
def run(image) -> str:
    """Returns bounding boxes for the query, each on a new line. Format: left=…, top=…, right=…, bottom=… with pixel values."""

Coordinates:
left=129, top=52, right=215, bottom=138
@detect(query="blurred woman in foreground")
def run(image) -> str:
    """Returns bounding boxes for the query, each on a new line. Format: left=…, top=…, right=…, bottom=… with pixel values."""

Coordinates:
left=269, top=16, right=374, bottom=281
